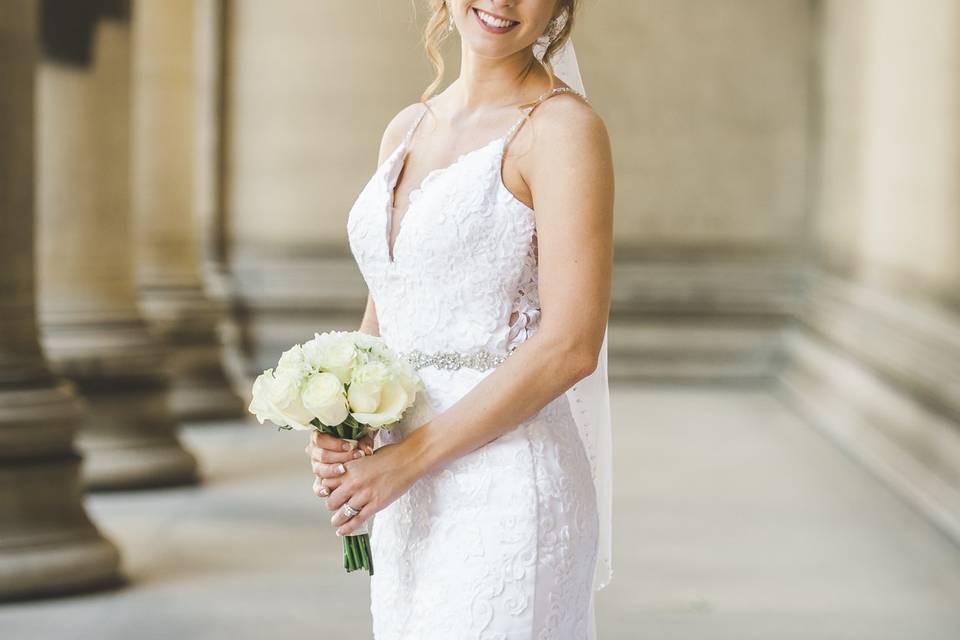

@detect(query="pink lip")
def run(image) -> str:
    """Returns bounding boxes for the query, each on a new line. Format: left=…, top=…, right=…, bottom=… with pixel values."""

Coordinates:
left=472, top=7, right=519, bottom=34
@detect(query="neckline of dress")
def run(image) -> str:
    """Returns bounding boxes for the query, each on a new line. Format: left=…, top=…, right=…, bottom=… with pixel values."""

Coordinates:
left=381, top=89, right=575, bottom=265
left=382, top=130, right=528, bottom=265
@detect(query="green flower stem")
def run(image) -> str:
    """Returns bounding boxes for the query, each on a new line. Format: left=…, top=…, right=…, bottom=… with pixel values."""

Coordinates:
left=344, top=537, right=357, bottom=571
left=357, top=535, right=369, bottom=572
left=362, top=535, right=374, bottom=576
left=351, top=538, right=362, bottom=571
left=351, top=538, right=362, bottom=573
left=339, top=534, right=374, bottom=576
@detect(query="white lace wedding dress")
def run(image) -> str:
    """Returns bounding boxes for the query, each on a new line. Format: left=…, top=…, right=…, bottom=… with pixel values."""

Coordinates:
left=346, top=87, right=600, bottom=639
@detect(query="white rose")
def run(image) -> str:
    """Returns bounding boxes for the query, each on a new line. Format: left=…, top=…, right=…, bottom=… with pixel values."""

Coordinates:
left=356, top=332, right=404, bottom=366
left=303, top=332, right=357, bottom=384
left=268, top=368, right=314, bottom=430
left=349, top=378, right=410, bottom=427
left=347, top=361, right=390, bottom=413
left=248, top=368, right=313, bottom=430
left=302, top=371, right=350, bottom=427
left=352, top=331, right=386, bottom=356
left=275, top=344, right=310, bottom=378
left=248, top=369, right=288, bottom=427
left=390, top=359, right=423, bottom=409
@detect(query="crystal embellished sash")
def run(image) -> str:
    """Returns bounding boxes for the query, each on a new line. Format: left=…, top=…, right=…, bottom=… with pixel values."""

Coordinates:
left=399, top=348, right=513, bottom=371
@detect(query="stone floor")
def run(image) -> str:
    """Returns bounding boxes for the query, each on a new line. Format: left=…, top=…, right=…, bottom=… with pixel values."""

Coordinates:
left=2, top=384, right=960, bottom=639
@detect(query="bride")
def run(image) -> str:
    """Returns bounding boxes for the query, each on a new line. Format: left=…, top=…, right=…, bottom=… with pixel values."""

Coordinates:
left=305, top=1, right=613, bottom=637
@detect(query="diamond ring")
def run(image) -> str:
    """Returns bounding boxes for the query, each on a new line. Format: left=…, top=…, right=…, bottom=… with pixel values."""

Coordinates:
left=342, top=502, right=361, bottom=518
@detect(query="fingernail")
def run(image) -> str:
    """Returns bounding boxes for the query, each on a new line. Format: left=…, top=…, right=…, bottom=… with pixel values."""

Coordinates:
left=319, top=487, right=329, bottom=496
left=342, top=441, right=354, bottom=451
left=335, top=529, right=343, bottom=537
left=337, top=463, right=346, bottom=474
left=353, top=451, right=364, bottom=458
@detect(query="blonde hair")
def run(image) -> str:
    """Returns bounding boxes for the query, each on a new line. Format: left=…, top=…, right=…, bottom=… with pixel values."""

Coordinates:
left=417, top=0, right=579, bottom=112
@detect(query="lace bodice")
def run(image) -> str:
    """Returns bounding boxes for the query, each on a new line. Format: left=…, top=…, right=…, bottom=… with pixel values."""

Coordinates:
left=346, top=91, right=573, bottom=357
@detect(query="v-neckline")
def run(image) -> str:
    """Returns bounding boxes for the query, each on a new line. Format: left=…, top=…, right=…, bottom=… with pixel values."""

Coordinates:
left=383, top=132, right=507, bottom=265
left=381, top=85, right=581, bottom=265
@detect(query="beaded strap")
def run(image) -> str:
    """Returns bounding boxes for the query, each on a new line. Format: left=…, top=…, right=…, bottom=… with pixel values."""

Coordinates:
left=505, top=86, right=590, bottom=143
left=400, top=348, right=513, bottom=371
left=404, top=102, right=431, bottom=144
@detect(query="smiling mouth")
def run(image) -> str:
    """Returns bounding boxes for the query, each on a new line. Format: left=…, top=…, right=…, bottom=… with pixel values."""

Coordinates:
left=472, top=7, right=520, bottom=33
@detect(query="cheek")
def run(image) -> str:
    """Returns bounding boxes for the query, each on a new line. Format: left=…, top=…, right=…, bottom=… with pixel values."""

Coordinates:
left=517, top=11, right=552, bottom=40
left=514, top=22, right=549, bottom=50
left=526, top=0, right=558, bottom=28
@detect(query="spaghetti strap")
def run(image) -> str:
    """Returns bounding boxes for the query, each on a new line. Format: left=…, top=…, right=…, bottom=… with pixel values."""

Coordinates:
left=503, top=86, right=589, bottom=146
left=403, top=99, right=433, bottom=146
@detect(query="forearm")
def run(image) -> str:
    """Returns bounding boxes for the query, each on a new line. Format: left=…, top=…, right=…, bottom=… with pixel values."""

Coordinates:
left=401, top=332, right=593, bottom=478
left=359, top=293, right=380, bottom=336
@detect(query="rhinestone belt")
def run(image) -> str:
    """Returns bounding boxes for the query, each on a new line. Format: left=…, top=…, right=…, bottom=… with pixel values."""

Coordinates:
left=400, top=348, right=512, bottom=371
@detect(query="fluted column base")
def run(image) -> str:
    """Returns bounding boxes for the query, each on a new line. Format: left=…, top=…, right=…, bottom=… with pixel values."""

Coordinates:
left=0, top=535, right=122, bottom=602
left=43, top=316, right=200, bottom=491
left=0, top=382, right=121, bottom=601
left=140, top=284, right=244, bottom=422
left=73, top=374, right=200, bottom=490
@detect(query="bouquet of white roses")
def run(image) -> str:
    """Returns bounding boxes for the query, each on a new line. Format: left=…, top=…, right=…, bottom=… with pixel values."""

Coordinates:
left=248, top=330, right=422, bottom=576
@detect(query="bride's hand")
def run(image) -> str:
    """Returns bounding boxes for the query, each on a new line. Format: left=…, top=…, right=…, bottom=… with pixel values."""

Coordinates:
left=305, top=431, right=375, bottom=497
left=324, top=440, right=420, bottom=536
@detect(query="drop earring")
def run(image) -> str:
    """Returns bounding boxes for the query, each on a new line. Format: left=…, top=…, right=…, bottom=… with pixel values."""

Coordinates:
left=444, top=0, right=455, bottom=33
left=543, top=14, right=563, bottom=43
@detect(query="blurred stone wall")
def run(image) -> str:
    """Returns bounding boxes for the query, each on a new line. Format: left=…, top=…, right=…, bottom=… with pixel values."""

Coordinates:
left=580, top=0, right=813, bottom=248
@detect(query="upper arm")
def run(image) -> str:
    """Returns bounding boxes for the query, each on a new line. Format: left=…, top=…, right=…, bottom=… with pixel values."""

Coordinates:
left=523, top=98, right=614, bottom=371
left=360, top=292, right=380, bottom=336
left=377, top=102, right=427, bottom=167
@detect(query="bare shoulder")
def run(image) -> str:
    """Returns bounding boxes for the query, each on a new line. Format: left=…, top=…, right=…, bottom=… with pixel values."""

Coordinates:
left=530, top=91, right=608, bottom=147
left=376, top=101, right=429, bottom=166
left=517, top=92, right=614, bottom=203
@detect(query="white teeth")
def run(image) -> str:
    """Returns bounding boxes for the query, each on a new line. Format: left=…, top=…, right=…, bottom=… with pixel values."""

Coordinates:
left=475, top=9, right=516, bottom=29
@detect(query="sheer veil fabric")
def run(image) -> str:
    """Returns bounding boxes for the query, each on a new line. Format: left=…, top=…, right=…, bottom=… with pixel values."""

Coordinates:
left=533, top=38, right=613, bottom=592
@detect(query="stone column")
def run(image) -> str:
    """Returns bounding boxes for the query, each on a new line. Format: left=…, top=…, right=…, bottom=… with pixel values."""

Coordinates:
left=780, top=0, right=960, bottom=546
left=193, top=0, right=249, bottom=393
left=131, top=0, right=244, bottom=421
left=36, top=0, right=198, bottom=490
left=0, top=2, right=120, bottom=600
